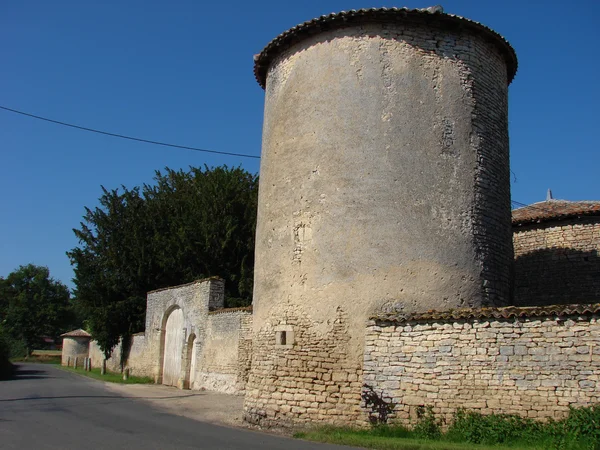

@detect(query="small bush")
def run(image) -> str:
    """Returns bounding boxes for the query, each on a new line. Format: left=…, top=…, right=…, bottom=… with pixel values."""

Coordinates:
left=563, top=404, right=600, bottom=443
left=446, top=409, right=539, bottom=445
left=412, top=406, right=442, bottom=440
left=446, top=407, right=600, bottom=449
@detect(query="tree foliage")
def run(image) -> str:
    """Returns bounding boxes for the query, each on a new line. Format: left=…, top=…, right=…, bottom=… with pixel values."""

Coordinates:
left=0, top=264, right=72, bottom=355
left=68, top=165, right=258, bottom=359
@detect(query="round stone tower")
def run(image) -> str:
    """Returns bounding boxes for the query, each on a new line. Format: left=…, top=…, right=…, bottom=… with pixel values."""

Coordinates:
left=245, top=7, right=517, bottom=426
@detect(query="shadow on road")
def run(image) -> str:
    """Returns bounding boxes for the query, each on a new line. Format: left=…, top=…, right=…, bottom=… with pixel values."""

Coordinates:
left=1, top=365, right=53, bottom=381
left=0, top=393, right=203, bottom=403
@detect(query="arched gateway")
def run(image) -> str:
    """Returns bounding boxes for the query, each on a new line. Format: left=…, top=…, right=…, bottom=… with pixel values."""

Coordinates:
left=161, top=307, right=184, bottom=386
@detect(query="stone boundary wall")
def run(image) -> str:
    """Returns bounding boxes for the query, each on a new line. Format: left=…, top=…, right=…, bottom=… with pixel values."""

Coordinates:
left=194, top=308, right=253, bottom=394
left=364, top=305, right=600, bottom=425
left=89, top=278, right=227, bottom=385
left=89, top=339, right=119, bottom=373
left=86, top=281, right=252, bottom=395
left=513, top=217, right=600, bottom=306
left=89, top=334, right=148, bottom=376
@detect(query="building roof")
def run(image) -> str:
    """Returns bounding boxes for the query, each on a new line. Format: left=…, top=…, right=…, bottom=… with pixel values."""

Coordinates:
left=512, top=200, right=600, bottom=226
left=372, top=303, right=600, bottom=324
left=60, top=329, right=92, bottom=338
left=254, top=7, right=518, bottom=89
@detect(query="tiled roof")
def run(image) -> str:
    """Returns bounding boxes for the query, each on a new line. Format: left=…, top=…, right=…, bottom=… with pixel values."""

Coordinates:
left=512, top=200, right=600, bottom=225
left=208, top=305, right=253, bottom=316
left=372, top=303, right=600, bottom=324
left=254, top=7, right=518, bottom=89
left=60, top=328, right=92, bottom=338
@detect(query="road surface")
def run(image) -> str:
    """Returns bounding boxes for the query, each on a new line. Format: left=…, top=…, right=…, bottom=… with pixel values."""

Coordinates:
left=0, top=363, right=357, bottom=449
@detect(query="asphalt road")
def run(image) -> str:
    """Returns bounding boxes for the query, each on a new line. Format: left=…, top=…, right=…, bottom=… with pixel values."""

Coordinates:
left=0, top=363, right=357, bottom=450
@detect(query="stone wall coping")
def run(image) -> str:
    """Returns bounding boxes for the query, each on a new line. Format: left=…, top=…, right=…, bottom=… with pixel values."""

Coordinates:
left=512, top=200, right=600, bottom=226
left=254, top=7, right=518, bottom=89
left=208, top=305, right=253, bottom=316
left=146, top=276, right=223, bottom=295
left=371, top=303, right=600, bottom=324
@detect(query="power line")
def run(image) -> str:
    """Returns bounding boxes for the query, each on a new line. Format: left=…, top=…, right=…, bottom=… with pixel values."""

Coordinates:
left=0, top=105, right=261, bottom=160
left=0, top=105, right=556, bottom=211
left=511, top=200, right=557, bottom=214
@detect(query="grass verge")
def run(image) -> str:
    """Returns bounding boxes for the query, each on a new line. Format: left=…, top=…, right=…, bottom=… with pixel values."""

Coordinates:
left=295, top=427, right=531, bottom=450
left=11, top=354, right=61, bottom=364
left=59, top=365, right=154, bottom=384
left=294, top=404, right=600, bottom=450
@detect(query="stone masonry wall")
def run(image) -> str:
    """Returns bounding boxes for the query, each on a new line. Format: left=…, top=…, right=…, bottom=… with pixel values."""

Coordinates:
left=513, top=217, right=600, bottom=305
left=61, top=337, right=90, bottom=366
left=244, top=305, right=364, bottom=427
left=89, top=334, right=148, bottom=376
left=89, top=278, right=226, bottom=386
left=142, top=277, right=224, bottom=385
left=194, top=308, right=252, bottom=395
left=87, top=279, right=251, bottom=395
left=364, top=309, right=600, bottom=425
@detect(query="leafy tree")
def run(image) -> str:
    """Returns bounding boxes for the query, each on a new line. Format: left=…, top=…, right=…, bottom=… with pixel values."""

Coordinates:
left=0, top=264, right=72, bottom=355
left=68, top=165, right=258, bottom=360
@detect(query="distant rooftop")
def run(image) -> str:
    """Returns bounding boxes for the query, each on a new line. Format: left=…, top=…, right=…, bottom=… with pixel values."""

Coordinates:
left=60, top=328, right=91, bottom=338
left=512, top=199, right=600, bottom=225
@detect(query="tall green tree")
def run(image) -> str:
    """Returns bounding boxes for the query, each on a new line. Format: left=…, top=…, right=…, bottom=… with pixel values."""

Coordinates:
left=0, top=264, right=72, bottom=355
left=68, top=165, right=258, bottom=359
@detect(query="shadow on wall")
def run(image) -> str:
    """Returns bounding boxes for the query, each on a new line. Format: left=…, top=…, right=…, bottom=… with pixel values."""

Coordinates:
left=514, top=247, right=600, bottom=306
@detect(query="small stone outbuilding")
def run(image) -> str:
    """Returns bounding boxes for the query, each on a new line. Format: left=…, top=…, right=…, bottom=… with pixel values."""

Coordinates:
left=60, top=329, right=91, bottom=366
left=513, top=199, right=600, bottom=306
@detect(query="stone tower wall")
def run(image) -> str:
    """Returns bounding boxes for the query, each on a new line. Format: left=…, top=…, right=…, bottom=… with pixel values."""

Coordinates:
left=246, top=11, right=516, bottom=426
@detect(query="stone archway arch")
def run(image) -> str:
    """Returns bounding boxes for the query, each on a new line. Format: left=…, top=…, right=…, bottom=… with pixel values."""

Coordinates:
left=158, top=305, right=185, bottom=386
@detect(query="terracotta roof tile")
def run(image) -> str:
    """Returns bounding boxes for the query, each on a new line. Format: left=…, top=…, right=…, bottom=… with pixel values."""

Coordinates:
left=60, top=328, right=92, bottom=338
left=512, top=200, right=600, bottom=225
left=254, top=7, right=517, bottom=89
left=371, top=303, right=600, bottom=324
left=208, top=306, right=253, bottom=316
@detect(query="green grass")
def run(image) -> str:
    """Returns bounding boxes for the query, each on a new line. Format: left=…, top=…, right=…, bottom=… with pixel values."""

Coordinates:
left=294, top=427, right=534, bottom=450
left=59, top=365, right=154, bottom=384
left=31, top=350, right=62, bottom=356
left=294, top=405, right=600, bottom=450
left=11, top=354, right=61, bottom=364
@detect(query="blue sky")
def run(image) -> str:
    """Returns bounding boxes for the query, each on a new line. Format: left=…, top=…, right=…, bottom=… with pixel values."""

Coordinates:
left=1, top=0, right=598, bottom=288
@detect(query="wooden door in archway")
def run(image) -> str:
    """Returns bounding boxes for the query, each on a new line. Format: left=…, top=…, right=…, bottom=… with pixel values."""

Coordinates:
left=162, top=308, right=184, bottom=386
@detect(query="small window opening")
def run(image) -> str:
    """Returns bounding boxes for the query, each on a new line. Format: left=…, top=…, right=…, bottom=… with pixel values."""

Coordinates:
left=276, top=330, right=287, bottom=346
left=275, top=325, right=294, bottom=348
